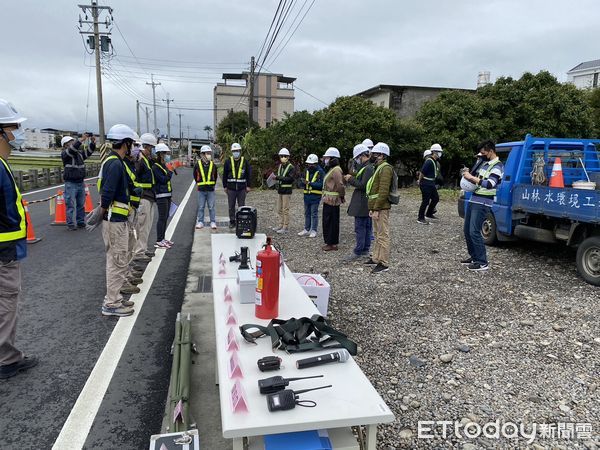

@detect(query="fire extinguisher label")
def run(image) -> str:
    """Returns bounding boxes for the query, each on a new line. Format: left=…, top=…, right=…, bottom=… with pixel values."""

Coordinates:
left=257, top=278, right=263, bottom=289
left=255, top=291, right=262, bottom=305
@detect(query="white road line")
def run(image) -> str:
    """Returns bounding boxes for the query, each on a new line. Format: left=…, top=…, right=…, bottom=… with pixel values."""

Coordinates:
left=52, top=180, right=196, bottom=450
left=22, top=176, right=99, bottom=197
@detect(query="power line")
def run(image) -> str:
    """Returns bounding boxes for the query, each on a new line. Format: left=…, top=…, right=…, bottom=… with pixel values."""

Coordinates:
left=255, top=0, right=284, bottom=65
left=114, top=54, right=246, bottom=66
left=264, top=0, right=309, bottom=66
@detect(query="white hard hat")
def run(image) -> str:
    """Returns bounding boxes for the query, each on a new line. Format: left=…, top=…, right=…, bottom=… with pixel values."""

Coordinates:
left=305, top=154, right=319, bottom=164
left=0, top=99, right=26, bottom=125
left=139, top=133, right=157, bottom=146
left=278, top=148, right=290, bottom=156
left=323, top=147, right=340, bottom=158
left=200, top=145, right=212, bottom=153
left=133, top=131, right=140, bottom=144
left=231, top=142, right=242, bottom=151
left=362, top=138, right=374, bottom=149
left=460, top=176, right=478, bottom=192
left=155, top=143, right=170, bottom=153
left=371, top=142, right=390, bottom=156
left=61, top=136, right=75, bottom=147
left=353, top=144, right=369, bottom=159
left=423, top=149, right=432, bottom=158
left=430, top=143, right=443, bottom=153
left=106, top=124, right=137, bottom=142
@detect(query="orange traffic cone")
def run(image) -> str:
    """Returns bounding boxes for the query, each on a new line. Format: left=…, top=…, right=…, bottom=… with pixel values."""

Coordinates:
left=84, top=185, right=94, bottom=213
left=51, top=190, right=67, bottom=225
left=549, top=157, right=564, bottom=188
left=24, top=200, right=41, bottom=244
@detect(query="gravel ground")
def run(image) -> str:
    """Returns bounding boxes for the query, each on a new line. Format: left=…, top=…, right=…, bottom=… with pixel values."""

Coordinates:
left=246, top=187, right=600, bottom=450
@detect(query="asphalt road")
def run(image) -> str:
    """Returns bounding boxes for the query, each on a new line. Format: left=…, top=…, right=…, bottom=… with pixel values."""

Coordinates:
left=0, top=168, right=196, bottom=449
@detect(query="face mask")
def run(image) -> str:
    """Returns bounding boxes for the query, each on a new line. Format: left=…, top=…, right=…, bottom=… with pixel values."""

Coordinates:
left=369, top=155, right=377, bottom=163
left=205, top=154, right=212, bottom=161
left=165, top=155, right=171, bottom=163
left=280, top=157, right=289, bottom=163
left=131, top=146, right=141, bottom=159
left=7, top=127, right=25, bottom=150
left=354, top=157, right=362, bottom=165
left=323, top=157, right=330, bottom=166
left=232, top=151, right=241, bottom=159
left=151, top=147, right=157, bottom=156
left=435, top=152, right=442, bottom=159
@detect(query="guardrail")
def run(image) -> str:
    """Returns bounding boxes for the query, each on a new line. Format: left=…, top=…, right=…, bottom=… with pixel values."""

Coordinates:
left=13, top=163, right=101, bottom=192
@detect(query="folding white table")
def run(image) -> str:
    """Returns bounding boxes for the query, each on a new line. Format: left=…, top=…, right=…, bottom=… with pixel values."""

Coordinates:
left=211, top=234, right=395, bottom=449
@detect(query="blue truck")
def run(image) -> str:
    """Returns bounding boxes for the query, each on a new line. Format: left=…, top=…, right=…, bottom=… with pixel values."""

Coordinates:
left=458, top=134, right=600, bottom=285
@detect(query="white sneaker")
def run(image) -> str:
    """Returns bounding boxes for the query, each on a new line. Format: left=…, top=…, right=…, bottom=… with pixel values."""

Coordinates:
left=210, top=222, right=217, bottom=229
left=308, top=231, right=317, bottom=238
left=154, top=241, right=168, bottom=249
left=297, top=229, right=309, bottom=237
left=196, top=222, right=204, bottom=229
left=276, top=227, right=288, bottom=234
left=271, top=226, right=281, bottom=231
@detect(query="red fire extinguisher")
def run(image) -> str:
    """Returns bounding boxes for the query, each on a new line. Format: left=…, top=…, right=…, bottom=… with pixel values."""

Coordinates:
left=255, top=237, right=280, bottom=319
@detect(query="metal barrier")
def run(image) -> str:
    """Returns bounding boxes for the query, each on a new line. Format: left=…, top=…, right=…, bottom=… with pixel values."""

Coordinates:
left=13, top=163, right=101, bottom=192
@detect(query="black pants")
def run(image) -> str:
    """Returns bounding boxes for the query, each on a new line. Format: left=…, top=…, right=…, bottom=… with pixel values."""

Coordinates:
left=418, top=183, right=439, bottom=220
left=227, top=188, right=247, bottom=223
left=156, top=197, right=171, bottom=242
left=322, top=203, right=340, bottom=245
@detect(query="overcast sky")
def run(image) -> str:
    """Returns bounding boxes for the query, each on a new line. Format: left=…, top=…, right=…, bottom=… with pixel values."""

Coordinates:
left=3, top=0, right=600, bottom=137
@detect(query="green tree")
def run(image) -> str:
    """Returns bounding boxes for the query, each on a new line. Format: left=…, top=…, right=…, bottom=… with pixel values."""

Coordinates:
left=586, top=88, right=600, bottom=135
left=215, top=111, right=258, bottom=151
left=203, top=125, right=212, bottom=140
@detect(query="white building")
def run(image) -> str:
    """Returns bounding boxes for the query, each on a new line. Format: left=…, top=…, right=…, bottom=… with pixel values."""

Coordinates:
left=567, top=59, right=600, bottom=89
left=213, top=72, right=295, bottom=130
left=24, top=128, right=54, bottom=149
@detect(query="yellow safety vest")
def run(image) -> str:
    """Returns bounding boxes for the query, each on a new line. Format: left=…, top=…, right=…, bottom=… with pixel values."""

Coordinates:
left=322, top=166, right=342, bottom=197
left=303, top=170, right=322, bottom=195
left=422, top=157, right=439, bottom=181
left=474, top=158, right=501, bottom=197
left=366, top=162, right=391, bottom=200
left=138, top=155, right=155, bottom=189
left=197, top=160, right=216, bottom=186
left=97, top=155, right=131, bottom=218
left=123, top=162, right=141, bottom=205
left=228, top=156, right=245, bottom=182
left=277, top=163, right=293, bottom=189
left=0, top=158, right=26, bottom=242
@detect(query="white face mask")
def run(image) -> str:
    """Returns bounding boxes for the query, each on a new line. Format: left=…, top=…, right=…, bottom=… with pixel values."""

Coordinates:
left=323, top=157, right=330, bottom=166
left=7, top=127, right=26, bottom=150
left=232, top=151, right=241, bottom=159
left=204, top=154, right=212, bottom=161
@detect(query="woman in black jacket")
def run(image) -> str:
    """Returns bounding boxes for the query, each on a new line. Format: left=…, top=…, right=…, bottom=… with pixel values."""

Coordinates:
left=152, top=143, right=174, bottom=249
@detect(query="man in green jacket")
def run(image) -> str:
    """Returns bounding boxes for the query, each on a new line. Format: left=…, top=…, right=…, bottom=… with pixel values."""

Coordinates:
left=366, top=142, right=393, bottom=273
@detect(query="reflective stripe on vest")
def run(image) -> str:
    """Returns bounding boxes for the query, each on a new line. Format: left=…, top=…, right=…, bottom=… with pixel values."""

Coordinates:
left=422, top=157, right=438, bottom=181
left=197, top=160, right=215, bottom=186
left=474, top=158, right=500, bottom=197
left=122, top=163, right=140, bottom=204
left=97, top=154, right=119, bottom=192
left=227, top=157, right=245, bottom=183
left=109, top=200, right=130, bottom=218
left=303, top=170, right=322, bottom=195
left=355, top=166, right=366, bottom=180
left=155, top=163, right=172, bottom=193
left=0, top=158, right=26, bottom=242
left=366, top=162, right=390, bottom=200
left=138, top=155, right=154, bottom=189
left=277, top=163, right=293, bottom=188
left=322, top=166, right=342, bottom=197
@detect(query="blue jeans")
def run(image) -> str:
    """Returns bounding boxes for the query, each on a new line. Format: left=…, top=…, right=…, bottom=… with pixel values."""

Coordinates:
left=464, top=202, right=489, bottom=264
left=197, top=190, right=216, bottom=224
left=354, top=216, right=372, bottom=256
left=64, top=181, right=85, bottom=227
left=303, top=200, right=319, bottom=232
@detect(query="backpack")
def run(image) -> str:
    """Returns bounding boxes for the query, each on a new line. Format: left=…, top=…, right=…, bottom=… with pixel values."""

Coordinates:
left=388, top=166, right=399, bottom=205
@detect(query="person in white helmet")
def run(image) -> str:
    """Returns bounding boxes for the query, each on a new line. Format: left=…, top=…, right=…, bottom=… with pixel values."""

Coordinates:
left=194, top=145, right=218, bottom=229
left=273, top=148, right=296, bottom=233
left=92, top=123, right=137, bottom=317
left=133, top=132, right=158, bottom=263
left=366, top=142, right=394, bottom=273
left=61, top=132, right=96, bottom=230
left=321, top=147, right=345, bottom=251
left=153, top=143, right=175, bottom=249
left=0, top=99, right=38, bottom=379
left=298, top=154, right=324, bottom=238
left=362, top=138, right=374, bottom=150
left=343, top=143, right=374, bottom=261
left=223, top=143, right=251, bottom=228
left=417, top=144, right=443, bottom=225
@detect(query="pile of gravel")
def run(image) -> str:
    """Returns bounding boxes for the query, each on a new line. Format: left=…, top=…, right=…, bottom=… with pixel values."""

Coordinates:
left=246, top=188, right=600, bottom=449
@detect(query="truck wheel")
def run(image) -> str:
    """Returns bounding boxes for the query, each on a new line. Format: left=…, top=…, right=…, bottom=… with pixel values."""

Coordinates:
left=481, top=213, right=497, bottom=246
left=576, top=236, right=600, bottom=286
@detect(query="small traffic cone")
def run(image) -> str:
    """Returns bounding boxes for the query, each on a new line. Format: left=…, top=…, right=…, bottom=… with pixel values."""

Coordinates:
left=549, top=157, right=564, bottom=188
left=84, top=185, right=94, bottom=213
left=167, top=162, right=173, bottom=171
left=51, top=190, right=67, bottom=225
left=24, top=200, right=41, bottom=244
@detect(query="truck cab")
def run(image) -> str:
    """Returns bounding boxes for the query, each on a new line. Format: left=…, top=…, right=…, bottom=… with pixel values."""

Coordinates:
left=458, top=135, right=600, bottom=285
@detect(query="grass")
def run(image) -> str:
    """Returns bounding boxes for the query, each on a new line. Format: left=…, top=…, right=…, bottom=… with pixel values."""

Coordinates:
left=401, top=186, right=461, bottom=202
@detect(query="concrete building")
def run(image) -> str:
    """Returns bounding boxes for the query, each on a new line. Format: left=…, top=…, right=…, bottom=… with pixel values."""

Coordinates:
left=567, top=59, right=600, bottom=89
left=24, top=128, right=55, bottom=149
left=213, top=72, right=295, bottom=130
left=355, top=84, right=475, bottom=119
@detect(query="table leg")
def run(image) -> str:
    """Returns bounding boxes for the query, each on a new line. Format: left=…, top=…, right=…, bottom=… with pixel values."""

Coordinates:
left=365, top=424, right=377, bottom=450
left=232, top=437, right=243, bottom=450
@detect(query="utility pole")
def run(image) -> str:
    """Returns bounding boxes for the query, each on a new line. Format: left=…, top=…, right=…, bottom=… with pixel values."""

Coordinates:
left=176, top=112, right=184, bottom=149
left=248, top=55, right=255, bottom=126
left=162, top=93, right=174, bottom=146
left=146, top=73, right=161, bottom=136
left=187, top=125, right=191, bottom=142
left=145, top=107, right=150, bottom=133
left=136, top=100, right=140, bottom=135
left=77, top=1, right=112, bottom=144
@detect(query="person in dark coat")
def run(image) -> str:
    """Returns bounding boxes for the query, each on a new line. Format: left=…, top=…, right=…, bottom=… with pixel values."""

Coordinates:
left=222, top=142, right=251, bottom=228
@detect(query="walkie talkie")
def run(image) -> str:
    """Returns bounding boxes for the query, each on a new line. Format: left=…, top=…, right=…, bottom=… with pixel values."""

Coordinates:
left=258, top=375, right=324, bottom=394
left=267, top=385, right=332, bottom=412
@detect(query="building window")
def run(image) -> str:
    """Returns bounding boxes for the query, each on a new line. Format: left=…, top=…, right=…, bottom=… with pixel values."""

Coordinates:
left=594, top=73, right=599, bottom=88
left=266, top=100, right=271, bottom=108
left=254, top=100, right=259, bottom=107
left=266, top=122, right=271, bottom=128
left=380, top=101, right=385, bottom=107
